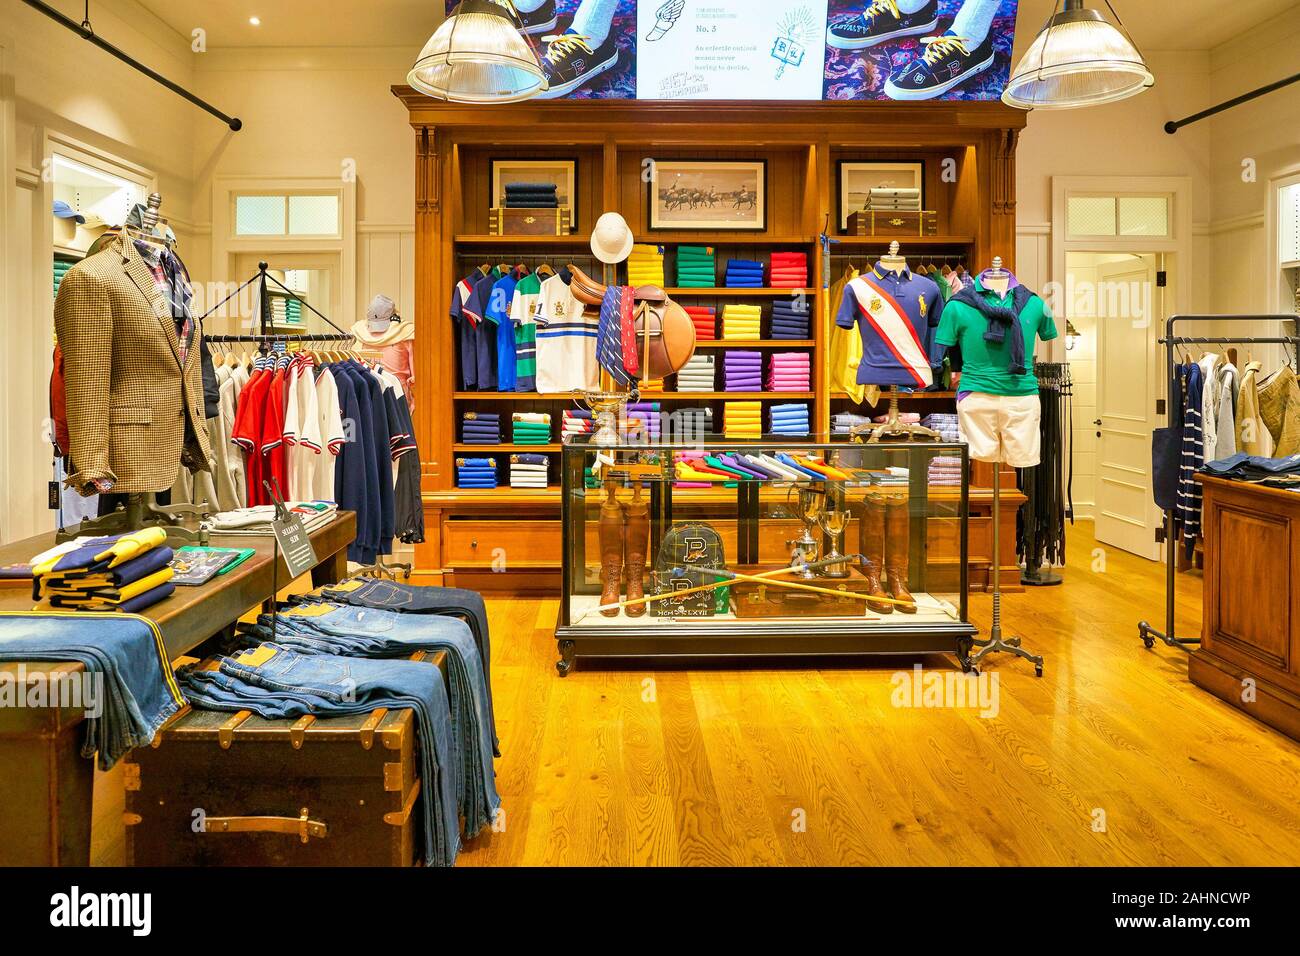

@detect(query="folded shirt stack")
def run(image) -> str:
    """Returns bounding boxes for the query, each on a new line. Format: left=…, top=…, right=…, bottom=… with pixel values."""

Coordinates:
left=462, top=411, right=502, bottom=445
left=676, top=354, right=716, bottom=392
left=771, top=295, right=811, bottom=339
left=510, top=453, right=550, bottom=489
left=768, top=351, right=811, bottom=391
left=675, top=245, right=716, bottom=287
left=723, top=350, right=763, bottom=391
left=672, top=406, right=715, bottom=439
left=512, top=411, right=552, bottom=445
left=769, top=251, right=808, bottom=288
left=722, top=303, right=762, bottom=340
left=32, top=528, right=175, bottom=613
left=625, top=402, right=662, bottom=443
left=873, top=412, right=921, bottom=424
left=457, top=456, right=498, bottom=489
left=684, top=305, right=717, bottom=340
left=769, top=402, right=810, bottom=436
left=927, top=455, right=964, bottom=487
left=724, top=258, right=765, bottom=288
left=922, top=412, right=960, bottom=443
left=627, top=243, right=666, bottom=287
left=832, top=411, right=873, bottom=435
left=209, top=502, right=339, bottom=535
left=504, top=182, right=558, bottom=208
left=562, top=409, right=595, bottom=442
left=724, top=400, right=762, bottom=438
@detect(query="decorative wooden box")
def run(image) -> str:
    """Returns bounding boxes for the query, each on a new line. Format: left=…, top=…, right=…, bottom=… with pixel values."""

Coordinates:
left=847, top=209, right=938, bottom=237
left=489, top=206, right=572, bottom=236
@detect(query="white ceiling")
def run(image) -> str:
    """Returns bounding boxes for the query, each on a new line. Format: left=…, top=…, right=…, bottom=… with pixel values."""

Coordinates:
left=125, top=0, right=1289, bottom=52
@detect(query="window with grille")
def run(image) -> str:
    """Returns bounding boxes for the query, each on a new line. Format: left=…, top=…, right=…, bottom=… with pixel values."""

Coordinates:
left=1067, top=194, right=1171, bottom=239
left=234, top=192, right=340, bottom=237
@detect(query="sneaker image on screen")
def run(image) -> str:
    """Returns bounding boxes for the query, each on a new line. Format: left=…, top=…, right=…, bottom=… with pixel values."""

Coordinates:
left=826, top=0, right=940, bottom=51
left=883, top=29, right=996, bottom=100
left=537, top=29, right=620, bottom=99
left=518, top=0, right=558, bottom=35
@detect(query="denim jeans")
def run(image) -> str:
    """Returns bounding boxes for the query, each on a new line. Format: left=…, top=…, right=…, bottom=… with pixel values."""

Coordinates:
left=314, top=580, right=497, bottom=752
left=1203, top=452, right=1300, bottom=483
left=0, top=612, right=185, bottom=769
left=264, top=604, right=500, bottom=838
left=178, top=645, right=461, bottom=867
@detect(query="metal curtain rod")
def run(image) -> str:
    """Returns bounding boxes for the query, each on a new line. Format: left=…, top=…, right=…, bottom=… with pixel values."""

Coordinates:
left=21, top=0, right=243, bottom=132
left=1164, top=70, right=1300, bottom=134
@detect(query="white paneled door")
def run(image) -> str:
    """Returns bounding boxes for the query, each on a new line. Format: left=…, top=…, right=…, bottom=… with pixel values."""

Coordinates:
left=1094, top=256, right=1163, bottom=560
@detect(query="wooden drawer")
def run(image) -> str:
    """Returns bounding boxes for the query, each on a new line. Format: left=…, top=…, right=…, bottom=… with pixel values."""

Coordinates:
left=444, top=520, right=561, bottom=568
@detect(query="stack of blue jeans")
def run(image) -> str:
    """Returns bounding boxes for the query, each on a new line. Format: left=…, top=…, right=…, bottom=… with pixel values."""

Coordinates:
left=246, top=603, right=499, bottom=839
left=178, top=645, right=463, bottom=866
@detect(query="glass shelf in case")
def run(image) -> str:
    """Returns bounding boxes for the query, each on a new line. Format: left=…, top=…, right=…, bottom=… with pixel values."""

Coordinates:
left=554, top=436, right=977, bottom=675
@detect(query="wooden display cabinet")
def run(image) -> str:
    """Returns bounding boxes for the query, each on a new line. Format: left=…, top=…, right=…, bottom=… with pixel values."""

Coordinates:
left=391, top=94, right=1027, bottom=589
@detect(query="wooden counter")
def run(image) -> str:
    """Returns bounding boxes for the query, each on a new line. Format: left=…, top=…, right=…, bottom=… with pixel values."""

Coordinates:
left=1189, top=475, right=1300, bottom=740
left=0, top=512, right=356, bottom=866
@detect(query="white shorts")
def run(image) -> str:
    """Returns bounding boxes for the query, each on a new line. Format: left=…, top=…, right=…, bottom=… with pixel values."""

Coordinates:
left=956, top=392, right=1041, bottom=467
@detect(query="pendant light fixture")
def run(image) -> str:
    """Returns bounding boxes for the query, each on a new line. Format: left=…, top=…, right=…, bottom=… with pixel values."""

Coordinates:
left=407, top=0, right=548, bottom=104
left=1002, top=0, right=1153, bottom=110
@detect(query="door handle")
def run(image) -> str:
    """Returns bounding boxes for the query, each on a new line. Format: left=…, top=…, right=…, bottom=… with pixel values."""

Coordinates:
left=1093, top=419, right=1102, bottom=426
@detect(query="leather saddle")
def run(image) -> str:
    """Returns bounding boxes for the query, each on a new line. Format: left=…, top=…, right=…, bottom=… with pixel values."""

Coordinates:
left=568, top=264, right=695, bottom=380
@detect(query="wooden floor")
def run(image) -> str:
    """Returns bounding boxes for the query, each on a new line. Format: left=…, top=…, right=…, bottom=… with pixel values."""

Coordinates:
left=90, top=520, right=1300, bottom=866
left=453, top=521, right=1300, bottom=866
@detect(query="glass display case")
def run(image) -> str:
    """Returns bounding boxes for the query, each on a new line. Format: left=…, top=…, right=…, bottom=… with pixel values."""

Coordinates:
left=556, top=437, right=976, bottom=675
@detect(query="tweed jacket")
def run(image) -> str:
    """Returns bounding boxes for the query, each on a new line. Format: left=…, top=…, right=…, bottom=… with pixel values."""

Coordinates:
left=54, top=235, right=212, bottom=496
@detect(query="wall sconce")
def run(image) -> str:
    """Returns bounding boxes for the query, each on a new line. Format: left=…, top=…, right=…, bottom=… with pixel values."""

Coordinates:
left=1065, top=319, right=1080, bottom=352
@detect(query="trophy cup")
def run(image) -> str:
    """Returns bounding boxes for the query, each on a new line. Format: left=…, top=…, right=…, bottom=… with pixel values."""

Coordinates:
left=816, top=508, right=852, bottom=578
left=787, top=486, right=826, bottom=578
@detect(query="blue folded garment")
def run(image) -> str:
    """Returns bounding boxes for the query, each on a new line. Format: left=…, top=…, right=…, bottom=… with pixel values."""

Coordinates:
left=0, top=613, right=185, bottom=769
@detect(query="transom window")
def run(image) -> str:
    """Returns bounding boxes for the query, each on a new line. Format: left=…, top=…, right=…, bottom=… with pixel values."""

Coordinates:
left=234, top=192, right=340, bottom=237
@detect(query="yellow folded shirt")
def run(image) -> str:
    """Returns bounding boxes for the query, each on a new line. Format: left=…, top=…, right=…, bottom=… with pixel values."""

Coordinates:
left=44, top=567, right=174, bottom=604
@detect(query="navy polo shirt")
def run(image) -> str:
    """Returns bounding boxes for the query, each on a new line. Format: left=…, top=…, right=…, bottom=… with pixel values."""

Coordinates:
left=835, top=263, right=944, bottom=388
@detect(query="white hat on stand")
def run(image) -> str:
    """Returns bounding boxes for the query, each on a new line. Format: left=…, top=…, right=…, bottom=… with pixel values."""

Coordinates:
left=590, top=212, right=634, bottom=264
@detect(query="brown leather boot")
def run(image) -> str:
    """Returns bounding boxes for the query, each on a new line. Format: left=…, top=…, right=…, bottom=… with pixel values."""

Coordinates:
left=622, top=499, right=650, bottom=617
left=599, top=500, right=625, bottom=617
left=857, top=494, right=892, bottom=614
left=884, top=497, right=917, bottom=613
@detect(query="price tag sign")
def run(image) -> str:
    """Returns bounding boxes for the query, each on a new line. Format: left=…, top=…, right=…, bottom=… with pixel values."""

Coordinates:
left=273, top=511, right=318, bottom=579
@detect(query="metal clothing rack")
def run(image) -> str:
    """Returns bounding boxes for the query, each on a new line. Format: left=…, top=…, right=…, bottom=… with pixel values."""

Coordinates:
left=199, top=261, right=352, bottom=339
left=200, top=262, right=413, bottom=581
left=1139, top=313, right=1300, bottom=654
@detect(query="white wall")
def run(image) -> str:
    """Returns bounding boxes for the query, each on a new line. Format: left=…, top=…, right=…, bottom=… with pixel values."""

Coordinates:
left=0, top=0, right=198, bottom=544
left=188, top=47, right=419, bottom=327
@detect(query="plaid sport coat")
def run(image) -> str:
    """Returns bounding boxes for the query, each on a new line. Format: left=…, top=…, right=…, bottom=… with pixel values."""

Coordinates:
left=54, top=235, right=212, bottom=495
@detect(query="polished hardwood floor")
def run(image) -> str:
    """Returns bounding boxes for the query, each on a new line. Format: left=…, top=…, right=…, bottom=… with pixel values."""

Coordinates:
left=454, top=521, right=1300, bottom=867
left=91, top=521, right=1300, bottom=866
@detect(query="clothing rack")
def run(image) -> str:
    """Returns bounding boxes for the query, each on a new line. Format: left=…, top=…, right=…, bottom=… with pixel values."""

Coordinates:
left=1018, top=362, right=1072, bottom=586
left=1139, top=313, right=1300, bottom=654
left=199, top=261, right=351, bottom=338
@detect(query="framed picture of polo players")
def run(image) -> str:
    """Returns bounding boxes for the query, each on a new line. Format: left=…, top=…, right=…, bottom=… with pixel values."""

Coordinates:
left=648, top=159, right=767, bottom=231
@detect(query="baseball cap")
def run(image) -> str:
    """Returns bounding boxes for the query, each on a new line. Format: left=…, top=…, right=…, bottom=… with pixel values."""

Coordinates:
left=53, top=200, right=85, bottom=224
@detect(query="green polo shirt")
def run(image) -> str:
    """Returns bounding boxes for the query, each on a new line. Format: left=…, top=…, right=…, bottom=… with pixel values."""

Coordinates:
left=934, top=277, right=1057, bottom=396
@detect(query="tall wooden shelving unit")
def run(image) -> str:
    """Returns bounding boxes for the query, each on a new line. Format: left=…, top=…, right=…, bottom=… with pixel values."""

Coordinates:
left=393, top=93, right=1028, bottom=592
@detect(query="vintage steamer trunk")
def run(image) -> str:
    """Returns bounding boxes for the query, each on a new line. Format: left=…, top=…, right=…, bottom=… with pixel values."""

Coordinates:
left=124, top=650, right=445, bottom=867
left=846, top=209, right=939, bottom=237
left=488, top=205, right=571, bottom=236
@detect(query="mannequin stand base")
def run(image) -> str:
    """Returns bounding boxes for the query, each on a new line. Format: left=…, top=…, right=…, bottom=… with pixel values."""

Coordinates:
left=971, top=626, right=1044, bottom=676
left=853, top=422, right=943, bottom=444
left=1021, top=567, right=1063, bottom=587
left=57, top=494, right=202, bottom=546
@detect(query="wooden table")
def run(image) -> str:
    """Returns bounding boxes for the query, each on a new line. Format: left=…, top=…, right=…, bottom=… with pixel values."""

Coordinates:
left=0, top=512, right=356, bottom=866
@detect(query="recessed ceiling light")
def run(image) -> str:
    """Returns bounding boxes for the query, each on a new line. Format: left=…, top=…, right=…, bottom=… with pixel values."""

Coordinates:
left=249, top=16, right=261, bottom=26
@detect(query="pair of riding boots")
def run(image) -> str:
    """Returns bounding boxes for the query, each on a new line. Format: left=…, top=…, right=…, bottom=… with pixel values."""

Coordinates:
left=857, top=494, right=916, bottom=614
left=599, top=499, right=650, bottom=617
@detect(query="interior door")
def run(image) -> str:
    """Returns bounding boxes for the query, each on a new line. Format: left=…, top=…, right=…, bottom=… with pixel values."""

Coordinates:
left=1094, top=255, right=1163, bottom=560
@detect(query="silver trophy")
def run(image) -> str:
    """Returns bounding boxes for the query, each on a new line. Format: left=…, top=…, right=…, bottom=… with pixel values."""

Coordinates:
left=787, top=486, right=826, bottom=579
left=816, top=508, right=852, bottom=578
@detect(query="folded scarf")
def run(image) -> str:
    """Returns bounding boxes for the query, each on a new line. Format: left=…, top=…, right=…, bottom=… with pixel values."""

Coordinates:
left=949, top=284, right=1036, bottom=376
